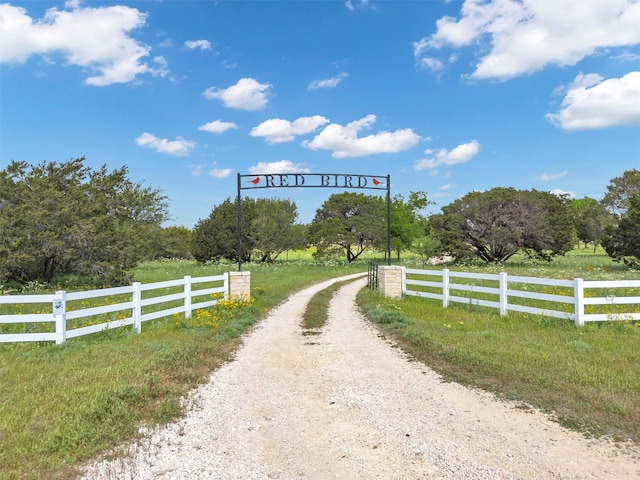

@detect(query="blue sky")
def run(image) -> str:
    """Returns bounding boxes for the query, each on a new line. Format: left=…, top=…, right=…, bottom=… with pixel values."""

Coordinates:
left=1, top=0, right=639, bottom=227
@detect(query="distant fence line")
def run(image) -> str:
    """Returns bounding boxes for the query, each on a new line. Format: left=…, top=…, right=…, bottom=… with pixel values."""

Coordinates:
left=0, top=274, right=230, bottom=344
left=394, top=268, right=640, bottom=326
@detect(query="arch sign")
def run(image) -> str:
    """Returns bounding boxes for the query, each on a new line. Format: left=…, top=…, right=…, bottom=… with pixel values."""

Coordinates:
left=236, top=172, right=391, bottom=271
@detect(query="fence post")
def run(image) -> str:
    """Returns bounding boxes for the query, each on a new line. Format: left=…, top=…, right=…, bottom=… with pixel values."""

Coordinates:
left=53, top=290, right=67, bottom=345
left=574, top=278, right=585, bottom=326
left=132, top=282, right=142, bottom=333
left=401, top=266, right=406, bottom=294
left=499, top=272, right=508, bottom=316
left=184, top=276, right=192, bottom=319
left=442, top=269, right=450, bottom=308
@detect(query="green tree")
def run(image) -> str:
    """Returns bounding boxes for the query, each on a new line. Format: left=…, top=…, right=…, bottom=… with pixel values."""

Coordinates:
left=155, top=226, right=193, bottom=259
left=0, top=158, right=169, bottom=286
left=601, top=194, right=640, bottom=267
left=192, top=197, right=303, bottom=264
left=428, top=188, right=576, bottom=264
left=601, top=169, right=640, bottom=216
left=389, top=191, right=430, bottom=260
left=411, top=234, right=443, bottom=265
left=192, top=197, right=255, bottom=263
left=250, top=198, right=305, bottom=263
left=568, top=197, right=611, bottom=251
left=308, top=192, right=386, bottom=262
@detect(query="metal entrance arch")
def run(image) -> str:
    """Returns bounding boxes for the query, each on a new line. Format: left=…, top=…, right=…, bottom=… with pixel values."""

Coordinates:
left=236, top=172, right=391, bottom=271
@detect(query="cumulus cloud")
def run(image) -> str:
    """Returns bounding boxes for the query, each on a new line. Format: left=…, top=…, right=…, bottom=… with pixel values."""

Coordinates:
left=209, top=168, right=233, bottom=178
left=248, top=160, right=311, bottom=175
left=414, top=140, right=480, bottom=170
left=308, top=72, right=349, bottom=89
left=135, top=132, right=195, bottom=156
left=185, top=39, right=211, bottom=50
left=302, top=115, right=421, bottom=158
left=250, top=116, right=329, bottom=144
left=202, top=78, right=271, bottom=110
left=0, top=3, right=168, bottom=85
left=546, top=72, right=640, bottom=130
left=549, top=189, right=575, bottom=199
left=414, top=0, right=640, bottom=80
left=537, top=170, right=568, bottom=181
left=198, top=120, right=238, bottom=134
left=189, top=163, right=231, bottom=177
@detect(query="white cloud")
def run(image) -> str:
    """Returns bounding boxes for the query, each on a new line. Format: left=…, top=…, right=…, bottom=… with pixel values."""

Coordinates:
left=198, top=120, right=238, bottom=134
left=417, top=57, right=444, bottom=72
left=546, top=72, right=640, bottom=130
left=549, top=189, right=575, bottom=199
left=250, top=116, right=329, bottom=144
left=302, top=115, right=421, bottom=158
left=414, top=140, right=480, bottom=170
left=537, top=170, right=568, bottom=181
left=248, top=160, right=311, bottom=175
left=185, top=39, right=211, bottom=50
left=345, top=0, right=370, bottom=12
left=135, top=132, right=195, bottom=156
left=308, top=72, right=349, bottom=89
left=202, top=78, right=271, bottom=110
left=209, top=168, right=233, bottom=178
left=0, top=3, right=168, bottom=86
left=415, top=0, right=640, bottom=80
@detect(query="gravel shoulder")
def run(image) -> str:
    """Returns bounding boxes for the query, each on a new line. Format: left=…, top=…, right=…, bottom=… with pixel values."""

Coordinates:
left=80, top=274, right=639, bottom=479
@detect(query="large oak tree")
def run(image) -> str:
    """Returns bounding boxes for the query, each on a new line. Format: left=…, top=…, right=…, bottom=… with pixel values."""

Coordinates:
left=428, top=188, right=576, bottom=263
left=308, top=192, right=387, bottom=262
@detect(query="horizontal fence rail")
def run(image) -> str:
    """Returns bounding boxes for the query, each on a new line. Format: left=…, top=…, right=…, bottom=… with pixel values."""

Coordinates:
left=0, top=274, right=228, bottom=344
left=403, top=268, right=640, bottom=326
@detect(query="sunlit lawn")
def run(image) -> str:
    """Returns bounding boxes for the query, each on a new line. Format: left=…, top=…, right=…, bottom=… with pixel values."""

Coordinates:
left=1, top=249, right=639, bottom=480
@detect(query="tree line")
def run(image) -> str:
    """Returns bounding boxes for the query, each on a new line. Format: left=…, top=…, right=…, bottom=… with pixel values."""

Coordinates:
left=1, top=158, right=638, bottom=288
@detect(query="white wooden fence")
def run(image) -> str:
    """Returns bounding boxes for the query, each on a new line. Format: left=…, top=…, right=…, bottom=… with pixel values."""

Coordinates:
left=0, top=274, right=228, bottom=344
left=403, top=268, right=640, bottom=326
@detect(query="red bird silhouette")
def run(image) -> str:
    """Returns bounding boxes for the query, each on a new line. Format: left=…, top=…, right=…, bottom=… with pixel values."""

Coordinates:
left=373, top=178, right=382, bottom=185
left=249, top=176, right=260, bottom=184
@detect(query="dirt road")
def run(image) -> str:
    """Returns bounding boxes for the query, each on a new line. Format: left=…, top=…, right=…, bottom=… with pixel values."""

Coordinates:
left=80, top=274, right=639, bottom=479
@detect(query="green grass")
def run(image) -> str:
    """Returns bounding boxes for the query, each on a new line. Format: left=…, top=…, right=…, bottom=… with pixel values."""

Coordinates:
left=302, top=279, right=352, bottom=331
left=1, top=250, right=638, bottom=479
left=0, top=259, right=367, bottom=480
left=357, top=262, right=640, bottom=443
left=405, top=246, right=638, bottom=281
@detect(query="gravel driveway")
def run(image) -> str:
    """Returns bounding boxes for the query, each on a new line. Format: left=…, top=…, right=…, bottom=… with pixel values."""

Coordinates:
left=80, top=273, right=639, bottom=479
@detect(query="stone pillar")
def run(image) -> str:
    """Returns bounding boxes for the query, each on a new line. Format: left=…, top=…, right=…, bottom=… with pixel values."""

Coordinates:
left=378, top=266, right=404, bottom=299
left=228, top=271, right=251, bottom=300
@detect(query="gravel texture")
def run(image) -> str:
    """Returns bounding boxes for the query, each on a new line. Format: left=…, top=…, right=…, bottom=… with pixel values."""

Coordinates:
left=80, top=274, right=639, bottom=479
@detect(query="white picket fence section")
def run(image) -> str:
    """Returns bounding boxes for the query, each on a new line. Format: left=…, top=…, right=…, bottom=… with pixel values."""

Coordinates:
left=0, top=274, right=228, bottom=344
left=403, top=268, right=640, bottom=326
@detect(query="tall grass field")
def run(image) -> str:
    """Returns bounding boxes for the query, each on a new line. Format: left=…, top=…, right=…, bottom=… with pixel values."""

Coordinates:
left=0, top=250, right=638, bottom=479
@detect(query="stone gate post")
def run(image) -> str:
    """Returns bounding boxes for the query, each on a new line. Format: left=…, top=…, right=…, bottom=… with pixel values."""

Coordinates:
left=378, top=266, right=404, bottom=299
left=228, top=271, right=251, bottom=299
